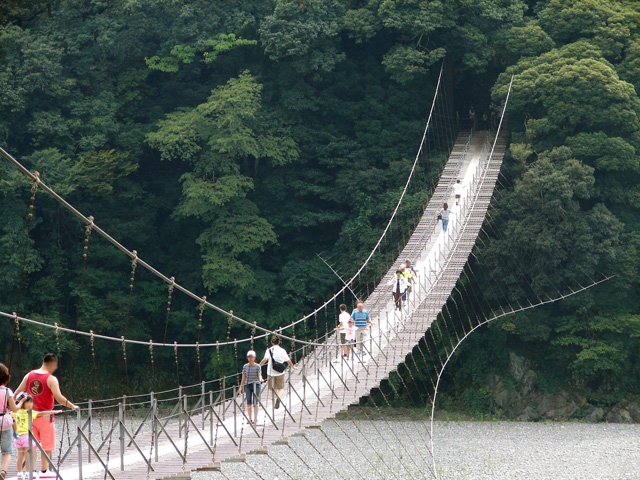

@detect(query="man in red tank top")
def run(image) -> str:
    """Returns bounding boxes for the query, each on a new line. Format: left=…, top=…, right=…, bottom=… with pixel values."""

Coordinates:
left=15, top=353, right=77, bottom=478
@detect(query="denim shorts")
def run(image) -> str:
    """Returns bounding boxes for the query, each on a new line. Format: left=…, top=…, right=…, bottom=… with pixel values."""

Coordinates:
left=0, top=428, right=12, bottom=455
left=245, top=383, right=261, bottom=406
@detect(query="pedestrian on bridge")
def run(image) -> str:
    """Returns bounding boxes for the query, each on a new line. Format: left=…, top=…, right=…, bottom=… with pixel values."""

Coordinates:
left=12, top=393, right=41, bottom=480
left=239, top=350, right=263, bottom=424
left=344, top=319, right=357, bottom=358
left=405, top=260, right=418, bottom=287
left=351, top=301, right=374, bottom=356
left=259, top=337, right=296, bottom=410
left=0, top=363, right=27, bottom=480
left=453, top=180, right=464, bottom=206
left=387, top=270, right=408, bottom=311
left=15, top=353, right=78, bottom=479
left=400, top=265, right=412, bottom=301
left=439, top=203, right=450, bottom=232
left=336, top=304, right=351, bottom=358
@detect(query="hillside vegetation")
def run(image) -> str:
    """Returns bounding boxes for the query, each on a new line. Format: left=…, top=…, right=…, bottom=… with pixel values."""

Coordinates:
left=1, top=0, right=640, bottom=416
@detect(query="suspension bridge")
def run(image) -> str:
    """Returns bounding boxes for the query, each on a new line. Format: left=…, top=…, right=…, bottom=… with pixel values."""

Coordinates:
left=0, top=70, right=609, bottom=480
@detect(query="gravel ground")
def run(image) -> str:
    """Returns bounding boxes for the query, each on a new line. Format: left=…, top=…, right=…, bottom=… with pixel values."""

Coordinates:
left=191, top=419, right=640, bottom=480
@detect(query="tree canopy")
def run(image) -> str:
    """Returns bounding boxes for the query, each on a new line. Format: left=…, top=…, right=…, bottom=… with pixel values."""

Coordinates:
left=1, top=0, right=640, bottom=413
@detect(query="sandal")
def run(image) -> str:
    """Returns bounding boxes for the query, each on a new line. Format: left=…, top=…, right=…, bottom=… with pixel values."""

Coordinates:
left=0, top=469, right=6, bottom=479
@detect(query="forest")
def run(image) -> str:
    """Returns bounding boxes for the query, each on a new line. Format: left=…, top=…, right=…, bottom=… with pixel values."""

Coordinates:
left=1, top=0, right=640, bottom=417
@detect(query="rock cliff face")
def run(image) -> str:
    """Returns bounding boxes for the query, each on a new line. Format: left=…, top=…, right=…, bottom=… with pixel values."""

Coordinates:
left=485, top=352, right=640, bottom=423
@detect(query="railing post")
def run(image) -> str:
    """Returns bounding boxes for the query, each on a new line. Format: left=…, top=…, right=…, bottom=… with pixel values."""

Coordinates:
left=178, top=386, right=183, bottom=438
left=201, top=381, right=206, bottom=430
left=122, top=394, right=127, bottom=430
left=28, top=409, right=33, bottom=480
left=119, top=402, right=124, bottom=472
left=233, top=385, right=237, bottom=437
left=77, top=407, right=83, bottom=480
left=183, top=390, right=188, bottom=425
left=209, top=391, right=214, bottom=444
left=302, top=352, right=307, bottom=407
left=288, top=369, right=292, bottom=413
left=87, top=399, right=92, bottom=463
left=152, top=393, right=158, bottom=463
left=221, top=377, right=226, bottom=421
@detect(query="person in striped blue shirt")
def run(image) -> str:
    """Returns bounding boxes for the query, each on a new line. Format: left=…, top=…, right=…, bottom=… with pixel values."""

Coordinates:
left=351, top=301, right=374, bottom=356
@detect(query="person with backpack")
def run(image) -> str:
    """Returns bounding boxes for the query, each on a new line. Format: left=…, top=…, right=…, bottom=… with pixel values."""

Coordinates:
left=259, top=337, right=296, bottom=409
left=238, top=350, right=263, bottom=424
left=0, top=363, right=27, bottom=480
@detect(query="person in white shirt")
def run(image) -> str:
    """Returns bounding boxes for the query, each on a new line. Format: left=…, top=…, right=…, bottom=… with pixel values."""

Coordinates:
left=343, top=319, right=357, bottom=358
left=259, top=336, right=296, bottom=409
left=336, top=304, right=351, bottom=358
left=453, top=180, right=464, bottom=206
left=387, top=270, right=408, bottom=311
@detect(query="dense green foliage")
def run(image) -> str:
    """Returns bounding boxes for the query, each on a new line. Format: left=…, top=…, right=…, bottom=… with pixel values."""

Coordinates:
left=1, top=0, right=640, bottom=413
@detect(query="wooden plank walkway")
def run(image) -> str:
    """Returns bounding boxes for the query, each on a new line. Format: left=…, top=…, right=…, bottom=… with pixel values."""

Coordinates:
left=4, top=131, right=506, bottom=480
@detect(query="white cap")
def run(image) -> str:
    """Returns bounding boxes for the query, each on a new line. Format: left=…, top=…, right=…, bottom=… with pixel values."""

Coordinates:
left=247, top=350, right=256, bottom=357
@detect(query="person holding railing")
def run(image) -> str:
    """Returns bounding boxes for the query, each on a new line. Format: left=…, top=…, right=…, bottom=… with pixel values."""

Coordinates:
left=0, top=363, right=27, bottom=480
left=238, top=350, right=263, bottom=425
left=15, top=353, right=78, bottom=479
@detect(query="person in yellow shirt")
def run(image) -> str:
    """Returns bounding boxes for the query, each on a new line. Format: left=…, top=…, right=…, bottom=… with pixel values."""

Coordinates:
left=11, top=394, right=38, bottom=480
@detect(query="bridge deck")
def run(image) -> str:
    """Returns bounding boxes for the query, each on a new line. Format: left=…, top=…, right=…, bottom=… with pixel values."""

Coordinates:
left=4, top=130, right=506, bottom=480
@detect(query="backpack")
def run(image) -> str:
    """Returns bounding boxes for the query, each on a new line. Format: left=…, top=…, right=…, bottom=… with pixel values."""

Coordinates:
left=0, top=387, right=13, bottom=431
left=269, top=347, right=287, bottom=373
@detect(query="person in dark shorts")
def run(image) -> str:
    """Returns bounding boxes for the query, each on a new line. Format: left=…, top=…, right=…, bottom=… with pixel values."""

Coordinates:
left=238, top=350, right=263, bottom=424
left=336, top=304, right=350, bottom=358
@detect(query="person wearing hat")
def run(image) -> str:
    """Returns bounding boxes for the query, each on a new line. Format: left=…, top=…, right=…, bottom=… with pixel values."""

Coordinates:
left=238, top=350, right=263, bottom=424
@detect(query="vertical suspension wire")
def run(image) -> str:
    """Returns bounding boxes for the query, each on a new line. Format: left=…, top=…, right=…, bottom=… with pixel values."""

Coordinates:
left=68, top=216, right=94, bottom=386
left=11, top=172, right=40, bottom=372
left=159, top=277, right=175, bottom=384
left=192, top=295, right=206, bottom=383
left=120, top=335, right=130, bottom=394
left=149, top=339, right=155, bottom=390
left=90, top=330, right=100, bottom=396
left=174, top=340, right=180, bottom=384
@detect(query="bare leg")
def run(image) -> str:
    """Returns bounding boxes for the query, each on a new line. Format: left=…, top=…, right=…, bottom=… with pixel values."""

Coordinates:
left=1, top=453, right=10, bottom=473
left=43, top=451, right=52, bottom=472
